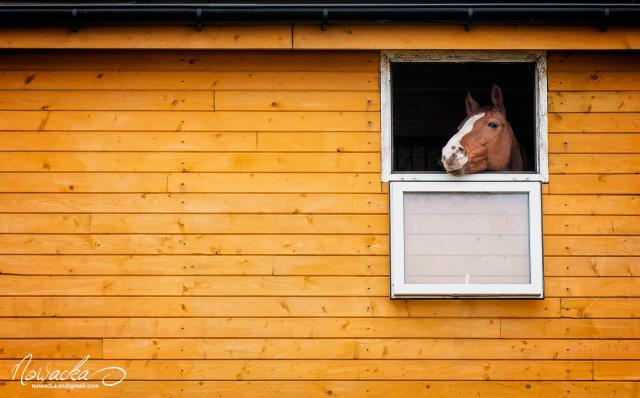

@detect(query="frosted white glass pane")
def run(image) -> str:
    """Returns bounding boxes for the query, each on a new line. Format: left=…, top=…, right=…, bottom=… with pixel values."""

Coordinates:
left=403, top=192, right=530, bottom=285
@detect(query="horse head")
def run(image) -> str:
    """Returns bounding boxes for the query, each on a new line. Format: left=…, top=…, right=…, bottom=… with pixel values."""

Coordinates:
left=441, top=85, right=523, bottom=175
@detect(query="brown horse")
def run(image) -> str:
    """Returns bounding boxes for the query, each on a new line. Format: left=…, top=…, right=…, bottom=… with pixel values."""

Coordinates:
left=441, top=85, right=523, bottom=175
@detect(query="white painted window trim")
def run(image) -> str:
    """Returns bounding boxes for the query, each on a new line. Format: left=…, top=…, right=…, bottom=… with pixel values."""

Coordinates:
left=380, top=50, right=548, bottom=183
left=390, top=181, right=544, bottom=299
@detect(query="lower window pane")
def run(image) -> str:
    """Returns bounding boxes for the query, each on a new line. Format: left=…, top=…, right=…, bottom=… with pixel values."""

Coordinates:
left=403, top=192, right=531, bottom=285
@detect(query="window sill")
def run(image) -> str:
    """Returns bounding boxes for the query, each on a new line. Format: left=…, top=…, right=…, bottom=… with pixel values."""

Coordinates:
left=383, top=172, right=549, bottom=183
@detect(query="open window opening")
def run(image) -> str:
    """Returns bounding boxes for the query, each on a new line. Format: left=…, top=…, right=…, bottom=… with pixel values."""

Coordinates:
left=381, top=51, right=548, bottom=182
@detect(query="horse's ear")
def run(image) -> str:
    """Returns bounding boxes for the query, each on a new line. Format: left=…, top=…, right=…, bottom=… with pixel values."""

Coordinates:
left=465, top=91, right=481, bottom=115
left=491, top=84, right=505, bottom=112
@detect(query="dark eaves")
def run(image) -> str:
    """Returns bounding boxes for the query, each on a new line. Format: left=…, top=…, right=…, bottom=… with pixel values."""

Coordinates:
left=0, top=2, right=638, bottom=31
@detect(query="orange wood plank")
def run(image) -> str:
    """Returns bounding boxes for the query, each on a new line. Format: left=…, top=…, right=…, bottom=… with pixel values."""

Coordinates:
left=549, top=72, right=640, bottom=91
left=0, top=318, right=500, bottom=338
left=548, top=134, right=640, bottom=153
left=549, top=52, right=640, bottom=72
left=549, top=154, right=640, bottom=174
left=1, top=111, right=379, bottom=132
left=0, top=131, right=379, bottom=152
left=0, top=275, right=389, bottom=296
left=562, top=298, right=640, bottom=318
left=0, top=71, right=377, bottom=90
left=0, top=26, right=292, bottom=49
left=0, top=359, right=594, bottom=381
left=0, top=254, right=276, bottom=275
left=547, top=175, right=640, bottom=194
left=0, top=339, right=102, bottom=359
left=215, top=90, right=379, bottom=111
left=545, top=257, right=640, bottom=277
left=501, top=319, right=640, bottom=338
left=0, top=234, right=389, bottom=255
left=168, top=173, right=382, bottom=193
left=1, top=381, right=637, bottom=398
left=0, top=90, right=215, bottom=110
left=102, top=338, right=640, bottom=360
left=546, top=277, right=640, bottom=297
left=545, top=236, right=640, bottom=256
left=549, top=113, right=640, bottom=133
left=0, top=152, right=380, bottom=172
left=0, top=214, right=90, bottom=233
left=0, top=193, right=389, bottom=213
left=293, top=25, right=640, bottom=50
left=89, top=214, right=388, bottom=234
left=0, top=132, right=259, bottom=151
left=0, top=173, right=167, bottom=193
left=543, top=195, right=640, bottom=215
left=0, top=51, right=379, bottom=71
left=548, top=92, right=640, bottom=112
left=544, top=215, right=640, bottom=235
left=0, top=297, right=558, bottom=318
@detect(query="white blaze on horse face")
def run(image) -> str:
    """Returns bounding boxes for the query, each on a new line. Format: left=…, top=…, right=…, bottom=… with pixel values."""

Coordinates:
left=442, top=112, right=485, bottom=172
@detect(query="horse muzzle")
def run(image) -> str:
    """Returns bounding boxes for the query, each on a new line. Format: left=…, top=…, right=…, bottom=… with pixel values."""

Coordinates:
left=441, top=144, right=469, bottom=173
left=442, top=150, right=469, bottom=175
left=446, top=161, right=471, bottom=176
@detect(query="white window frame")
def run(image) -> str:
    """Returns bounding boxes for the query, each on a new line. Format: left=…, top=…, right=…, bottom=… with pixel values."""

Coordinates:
left=390, top=181, right=543, bottom=299
left=380, top=50, right=548, bottom=183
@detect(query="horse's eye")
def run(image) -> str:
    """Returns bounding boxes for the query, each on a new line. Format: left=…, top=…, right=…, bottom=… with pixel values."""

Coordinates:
left=488, top=122, right=498, bottom=129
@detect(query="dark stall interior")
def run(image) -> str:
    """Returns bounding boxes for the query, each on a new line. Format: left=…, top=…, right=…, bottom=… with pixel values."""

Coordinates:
left=391, top=61, right=537, bottom=173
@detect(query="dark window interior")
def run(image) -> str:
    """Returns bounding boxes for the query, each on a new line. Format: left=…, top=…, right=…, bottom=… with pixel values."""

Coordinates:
left=391, top=62, right=537, bottom=173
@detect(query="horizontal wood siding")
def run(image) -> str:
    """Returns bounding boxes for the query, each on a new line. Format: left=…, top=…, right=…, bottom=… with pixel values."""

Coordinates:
left=0, top=50, right=638, bottom=397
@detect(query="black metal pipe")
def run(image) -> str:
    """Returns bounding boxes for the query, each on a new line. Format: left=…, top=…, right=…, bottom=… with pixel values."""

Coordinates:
left=0, top=3, right=637, bottom=28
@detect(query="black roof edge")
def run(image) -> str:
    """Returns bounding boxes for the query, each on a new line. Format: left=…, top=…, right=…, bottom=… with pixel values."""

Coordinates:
left=0, top=3, right=638, bottom=30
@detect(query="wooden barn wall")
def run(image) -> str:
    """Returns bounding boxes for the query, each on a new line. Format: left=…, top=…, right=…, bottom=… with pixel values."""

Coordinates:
left=0, top=50, right=638, bottom=397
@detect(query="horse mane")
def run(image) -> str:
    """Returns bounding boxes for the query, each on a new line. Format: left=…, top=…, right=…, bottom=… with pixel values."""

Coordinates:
left=519, top=146, right=527, bottom=171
